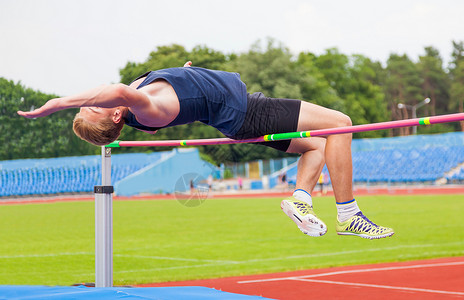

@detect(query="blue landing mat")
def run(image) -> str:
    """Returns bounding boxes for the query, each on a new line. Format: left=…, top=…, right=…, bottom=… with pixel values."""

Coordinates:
left=0, top=285, right=273, bottom=299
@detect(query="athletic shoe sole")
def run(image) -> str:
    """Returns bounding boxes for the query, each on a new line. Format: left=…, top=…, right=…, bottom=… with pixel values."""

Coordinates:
left=337, top=231, right=395, bottom=239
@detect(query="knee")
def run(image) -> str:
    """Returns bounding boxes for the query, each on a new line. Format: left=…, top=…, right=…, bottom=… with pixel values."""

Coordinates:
left=334, top=112, right=352, bottom=127
left=312, top=142, right=326, bottom=167
left=298, top=146, right=325, bottom=169
left=315, top=148, right=326, bottom=167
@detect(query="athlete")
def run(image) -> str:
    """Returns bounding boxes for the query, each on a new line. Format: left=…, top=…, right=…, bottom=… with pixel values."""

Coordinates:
left=17, top=61, right=394, bottom=239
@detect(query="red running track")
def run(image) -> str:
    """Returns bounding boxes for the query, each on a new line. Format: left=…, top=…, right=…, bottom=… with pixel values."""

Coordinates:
left=141, top=256, right=464, bottom=300
left=2, top=185, right=464, bottom=206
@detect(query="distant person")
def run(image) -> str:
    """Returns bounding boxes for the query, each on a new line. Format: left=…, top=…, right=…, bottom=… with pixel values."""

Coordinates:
left=323, top=172, right=329, bottom=195
left=280, top=171, right=288, bottom=191
left=207, top=174, right=213, bottom=191
left=190, top=179, right=195, bottom=195
left=18, top=61, right=393, bottom=239
left=281, top=172, right=287, bottom=185
left=317, top=172, right=324, bottom=194
left=237, top=176, right=243, bottom=190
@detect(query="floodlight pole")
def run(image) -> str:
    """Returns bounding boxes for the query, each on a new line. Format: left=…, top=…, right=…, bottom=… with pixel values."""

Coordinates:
left=94, top=146, right=113, bottom=287
left=398, top=98, right=431, bottom=134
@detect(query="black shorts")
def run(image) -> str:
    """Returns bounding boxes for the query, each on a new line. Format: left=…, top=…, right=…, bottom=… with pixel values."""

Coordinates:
left=230, top=92, right=301, bottom=152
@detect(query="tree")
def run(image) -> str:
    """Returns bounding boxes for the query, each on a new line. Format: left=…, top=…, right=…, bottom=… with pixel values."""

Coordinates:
left=299, top=51, right=387, bottom=138
left=297, top=52, right=343, bottom=110
left=119, top=44, right=190, bottom=85
left=0, top=78, right=96, bottom=160
left=223, top=39, right=305, bottom=161
left=449, top=41, right=464, bottom=131
left=343, top=55, right=387, bottom=138
left=384, top=54, right=423, bottom=135
left=313, top=48, right=351, bottom=98
left=189, top=45, right=227, bottom=70
left=228, top=39, right=305, bottom=99
left=3, top=40, right=463, bottom=161
left=450, top=41, right=464, bottom=71
left=417, top=47, right=449, bottom=116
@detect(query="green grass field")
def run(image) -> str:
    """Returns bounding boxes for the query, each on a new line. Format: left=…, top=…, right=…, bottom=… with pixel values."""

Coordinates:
left=1, top=194, right=463, bottom=286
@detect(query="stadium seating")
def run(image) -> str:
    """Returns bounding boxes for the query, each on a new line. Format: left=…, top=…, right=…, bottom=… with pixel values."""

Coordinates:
left=0, top=152, right=164, bottom=197
left=351, top=132, right=464, bottom=183
left=1, top=132, right=464, bottom=197
left=269, top=132, right=464, bottom=186
left=446, top=166, right=464, bottom=181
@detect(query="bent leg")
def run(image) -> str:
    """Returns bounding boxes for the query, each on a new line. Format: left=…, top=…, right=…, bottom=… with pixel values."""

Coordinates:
left=287, top=101, right=354, bottom=203
left=280, top=136, right=329, bottom=237
left=289, top=136, right=326, bottom=195
left=284, top=100, right=393, bottom=239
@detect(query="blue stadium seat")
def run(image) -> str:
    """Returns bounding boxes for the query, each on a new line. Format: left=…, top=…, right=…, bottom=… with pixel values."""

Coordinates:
left=1, top=133, right=464, bottom=197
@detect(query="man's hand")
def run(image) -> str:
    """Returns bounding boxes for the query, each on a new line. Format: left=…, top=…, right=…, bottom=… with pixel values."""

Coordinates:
left=18, top=84, right=149, bottom=119
left=183, top=61, right=192, bottom=67
left=17, top=99, right=61, bottom=118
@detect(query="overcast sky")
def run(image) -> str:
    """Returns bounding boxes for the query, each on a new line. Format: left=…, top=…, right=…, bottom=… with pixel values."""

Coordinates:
left=1, top=0, right=463, bottom=96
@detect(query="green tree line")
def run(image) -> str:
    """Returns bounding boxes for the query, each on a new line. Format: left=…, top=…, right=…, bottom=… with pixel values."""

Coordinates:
left=2, top=39, right=464, bottom=163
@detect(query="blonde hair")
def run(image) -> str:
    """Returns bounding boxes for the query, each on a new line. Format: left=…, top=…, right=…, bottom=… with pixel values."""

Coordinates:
left=73, top=112, right=124, bottom=146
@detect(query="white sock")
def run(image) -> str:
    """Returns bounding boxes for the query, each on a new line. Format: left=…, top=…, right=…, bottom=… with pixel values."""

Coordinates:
left=336, top=199, right=361, bottom=222
left=293, top=189, right=312, bottom=207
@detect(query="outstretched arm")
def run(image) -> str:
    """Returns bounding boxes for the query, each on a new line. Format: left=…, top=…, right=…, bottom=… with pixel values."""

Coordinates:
left=17, top=83, right=151, bottom=118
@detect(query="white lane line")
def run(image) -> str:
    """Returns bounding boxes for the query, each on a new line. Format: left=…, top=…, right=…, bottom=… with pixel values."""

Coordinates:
left=115, top=262, right=222, bottom=274
left=241, top=242, right=464, bottom=264
left=114, top=254, right=239, bottom=264
left=292, top=278, right=464, bottom=296
left=297, top=261, right=464, bottom=279
left=113, top=252, right=464, bottom=275
left=1, top=242, right=462, bottom=277
left=0, top=252, right=93, bottom=258
left=112, top=246, right=455, bottom=274
left=237, top=260, right=464, bottom=284
left=2, top=241, right=461, bottom=261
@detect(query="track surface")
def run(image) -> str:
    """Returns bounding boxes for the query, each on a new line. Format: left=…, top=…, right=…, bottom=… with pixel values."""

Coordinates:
left=3, top=187, right=464, bottom=299
left=3, top=185, right=464, bottom=205
left=141, top=256, right=464, bottom=300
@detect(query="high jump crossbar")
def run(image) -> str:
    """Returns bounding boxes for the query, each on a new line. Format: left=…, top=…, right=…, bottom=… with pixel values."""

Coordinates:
left=95, top=112, right=464, bottom=287
left=107, top=112, right=464, bottom=147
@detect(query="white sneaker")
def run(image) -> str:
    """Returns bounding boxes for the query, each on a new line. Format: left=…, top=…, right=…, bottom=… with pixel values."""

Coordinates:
left=281, top=196, right=327, bottom=237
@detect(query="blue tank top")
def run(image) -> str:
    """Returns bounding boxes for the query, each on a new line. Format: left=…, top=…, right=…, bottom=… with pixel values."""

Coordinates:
left=123, top=67, right=248, bottom=137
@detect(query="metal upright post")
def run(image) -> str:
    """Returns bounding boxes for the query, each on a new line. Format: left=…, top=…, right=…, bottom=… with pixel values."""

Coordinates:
left=94, top=146, right=113, bottom=287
